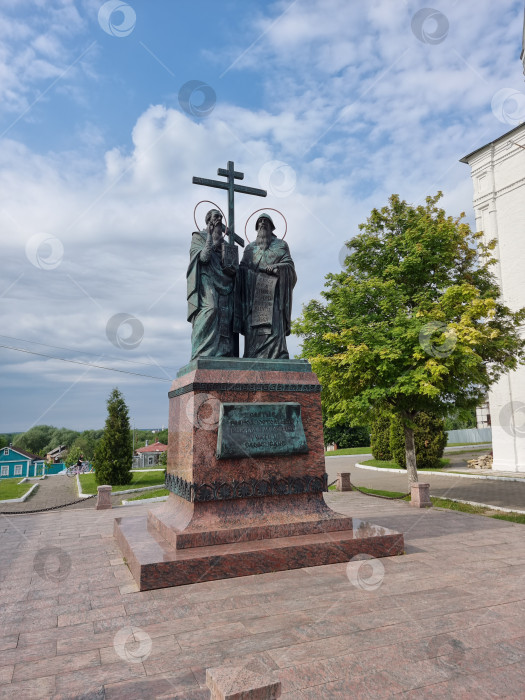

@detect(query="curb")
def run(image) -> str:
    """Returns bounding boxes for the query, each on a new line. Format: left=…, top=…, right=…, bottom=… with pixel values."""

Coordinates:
left=0, top=483, right=38, bottom=504
left=76, top=476, right=166, bottom=499
left=76, top=475, right=94, bottom=499
left=121, top=495, right=169, bottom=506
left=354, top=462, right=525, bottom=483
left=131, top=469, right=165, bottom=472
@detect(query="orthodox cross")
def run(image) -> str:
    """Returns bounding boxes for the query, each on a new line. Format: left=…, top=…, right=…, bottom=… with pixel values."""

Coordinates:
left=192, top=160, right=267, bottom=247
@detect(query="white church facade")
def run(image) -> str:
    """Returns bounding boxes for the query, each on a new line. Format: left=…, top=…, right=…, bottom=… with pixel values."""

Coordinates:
left=461, top=122, right=525, bottom=471
left=459, top=9, right=525, bottom=472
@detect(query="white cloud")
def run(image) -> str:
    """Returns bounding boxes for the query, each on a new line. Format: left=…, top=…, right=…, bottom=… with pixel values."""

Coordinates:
left=1, top=0, right=524, bottom=430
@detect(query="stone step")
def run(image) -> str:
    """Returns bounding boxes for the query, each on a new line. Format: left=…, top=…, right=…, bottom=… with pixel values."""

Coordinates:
left=114, top=514, right=403, bottom=591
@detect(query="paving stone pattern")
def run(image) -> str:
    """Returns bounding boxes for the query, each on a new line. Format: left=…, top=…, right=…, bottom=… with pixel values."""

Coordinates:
left=1, top=493, right=525, bottom=698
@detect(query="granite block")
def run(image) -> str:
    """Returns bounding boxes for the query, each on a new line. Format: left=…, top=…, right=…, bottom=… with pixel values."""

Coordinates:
left=114, top=514, right=403, bottom=591
left=207, top=661, right=282, bottom=699
left=167, top=367, right=325, bottom=485
left=147, top=493, right=354, bottom=549
left=336, top=473, right=352, bottom=492
left=96, top=485, right=112, bottom=510
left=411, top=483, right=432, bottom=508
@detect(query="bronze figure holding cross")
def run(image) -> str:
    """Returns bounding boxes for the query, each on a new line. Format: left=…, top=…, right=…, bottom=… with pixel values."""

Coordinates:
left=187, top=160, right=296, bottom=360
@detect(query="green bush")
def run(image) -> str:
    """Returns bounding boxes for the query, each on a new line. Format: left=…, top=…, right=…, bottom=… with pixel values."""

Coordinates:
left=323, top=423, right=370, bottom=448
left=370, top=409, right=392, bottom=460
left=390, top=413, right=447, bottom=469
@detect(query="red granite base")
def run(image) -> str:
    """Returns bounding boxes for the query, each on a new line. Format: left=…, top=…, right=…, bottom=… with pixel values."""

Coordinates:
left=146, top=492, right=355, bottom=549
left=114, top=511, right=404, bottom=591
left=115, top=360, right=404, bottom=590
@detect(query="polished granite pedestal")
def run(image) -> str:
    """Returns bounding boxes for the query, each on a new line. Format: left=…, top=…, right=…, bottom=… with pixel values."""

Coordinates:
left=115, top=358, right=404, bottom=590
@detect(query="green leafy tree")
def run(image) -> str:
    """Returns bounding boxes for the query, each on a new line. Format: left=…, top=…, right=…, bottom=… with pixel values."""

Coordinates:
left=159, top=450, right=168, bottom=466
left=71, top=430, right=103, bottom=461
left=42, top=427, right=79, bottom=455
left=93, top=388, right=132, bottom=486
left=390, top=413, right=446, bottom=469
left=14, top=425, right=56, bottom=455
left=65, top=445, right=84, bottom=467
left=293, top=193, right=525, bottom=486
left=323, top=423, right=369, bottom=449
left=444, top=408, right=477, bottom=431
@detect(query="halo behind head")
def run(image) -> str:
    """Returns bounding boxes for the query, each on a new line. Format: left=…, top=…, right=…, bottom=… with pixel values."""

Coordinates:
left=245, top=207, right=287, bottom=242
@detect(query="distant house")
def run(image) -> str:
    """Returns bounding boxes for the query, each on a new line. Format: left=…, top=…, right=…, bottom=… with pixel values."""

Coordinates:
left=46, top=444, right=68, bottom=463
left=0, top=445, right=46, bottom=479
left=133, top=440, right=168, bottom=468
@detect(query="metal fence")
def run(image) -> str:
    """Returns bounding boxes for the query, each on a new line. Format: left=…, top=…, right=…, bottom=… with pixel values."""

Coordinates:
left=446, top=428, right=492, bottom=444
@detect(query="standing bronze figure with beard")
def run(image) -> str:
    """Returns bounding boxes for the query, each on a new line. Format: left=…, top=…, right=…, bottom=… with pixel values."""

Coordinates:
left=186, top=209, right=237, bottom=360
left=236, top=213, right=297, bottom=359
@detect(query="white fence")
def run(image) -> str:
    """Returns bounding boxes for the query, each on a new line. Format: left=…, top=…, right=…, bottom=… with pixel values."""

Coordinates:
left=446, top=428, right=492, bottom=444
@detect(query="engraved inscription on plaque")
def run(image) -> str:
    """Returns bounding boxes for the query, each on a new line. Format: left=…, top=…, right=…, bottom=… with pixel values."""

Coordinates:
left=251, top=273, right=277, bottom=327
left=216, top=402, right=308, bottom=459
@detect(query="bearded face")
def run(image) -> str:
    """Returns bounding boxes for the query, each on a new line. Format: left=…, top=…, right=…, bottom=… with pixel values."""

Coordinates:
left=207, top=211, right=224, bottom=248
left=255, top=219, right=272, bottom=250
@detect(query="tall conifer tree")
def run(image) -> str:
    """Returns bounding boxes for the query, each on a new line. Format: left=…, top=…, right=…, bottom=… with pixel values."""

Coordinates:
left=94, top=388, right=132, bottom=485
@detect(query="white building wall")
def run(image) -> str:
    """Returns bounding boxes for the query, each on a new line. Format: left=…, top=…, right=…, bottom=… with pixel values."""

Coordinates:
left=463, top=125, right=525, bottom=471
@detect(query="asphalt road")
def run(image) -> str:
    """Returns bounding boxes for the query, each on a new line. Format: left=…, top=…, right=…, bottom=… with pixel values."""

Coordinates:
left=326, top=452, right=525, bottom=511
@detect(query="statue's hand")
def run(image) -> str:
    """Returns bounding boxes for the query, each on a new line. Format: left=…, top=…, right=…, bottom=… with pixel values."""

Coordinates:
left=265, top=266, right=277, bottom=275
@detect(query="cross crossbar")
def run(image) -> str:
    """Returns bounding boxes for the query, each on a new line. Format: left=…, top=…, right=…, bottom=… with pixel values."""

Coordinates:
left=192, top=160, right=267, bottom=248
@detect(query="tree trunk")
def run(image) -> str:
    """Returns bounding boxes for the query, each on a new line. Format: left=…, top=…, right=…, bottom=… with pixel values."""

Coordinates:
left=403, top=422, right=418, bottom=486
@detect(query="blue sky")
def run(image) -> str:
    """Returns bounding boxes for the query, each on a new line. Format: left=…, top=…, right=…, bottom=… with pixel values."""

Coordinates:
left=1, top=0, right=524, bottom=432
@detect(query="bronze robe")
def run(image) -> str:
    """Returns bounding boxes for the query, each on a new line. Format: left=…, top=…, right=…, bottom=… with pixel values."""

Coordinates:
left=237, top=235, right=296, bottom=359
left=186, top=231, right=235, bottom=360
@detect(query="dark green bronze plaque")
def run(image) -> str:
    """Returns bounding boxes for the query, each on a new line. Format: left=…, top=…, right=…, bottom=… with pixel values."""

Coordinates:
left=216, top=402, right=308, bottom=459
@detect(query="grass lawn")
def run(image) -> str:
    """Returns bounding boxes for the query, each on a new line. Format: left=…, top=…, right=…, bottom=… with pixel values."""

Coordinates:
left=0, top=478, right=33, bottom=500
left=360, top=458, right=450, bottom=470
left=79, top=471, right=166, bottom=495
left=328, top=483, right=409, bottom=498
left=124, top=488, right=169, bottom=502
left=325, top=447, right=372, bottom=456
left=354, top=486, right=409, bottom=499
left=491, top=512, right=525, bottom=524
left=431, top=497, right=487, bottom=514
left=432, top=498, right=525, bottom=523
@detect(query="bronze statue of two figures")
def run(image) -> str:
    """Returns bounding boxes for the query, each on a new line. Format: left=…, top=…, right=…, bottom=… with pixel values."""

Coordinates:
left=187, top=208, right=296, bottom=360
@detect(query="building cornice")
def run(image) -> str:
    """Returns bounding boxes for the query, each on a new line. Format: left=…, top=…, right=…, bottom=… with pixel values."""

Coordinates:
left=473, top=175, right=525, bottom=206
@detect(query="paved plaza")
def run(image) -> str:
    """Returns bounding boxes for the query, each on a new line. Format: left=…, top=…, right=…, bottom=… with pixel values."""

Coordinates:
left=1, top=491, right=525, bottom=698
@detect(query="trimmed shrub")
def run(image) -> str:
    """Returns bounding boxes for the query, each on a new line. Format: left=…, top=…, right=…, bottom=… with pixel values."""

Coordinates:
left=323, top=424, right=370, bottom=449
left=370, top=410, right=392, bottom=460
left=390, top=413, right=447, bottom=469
